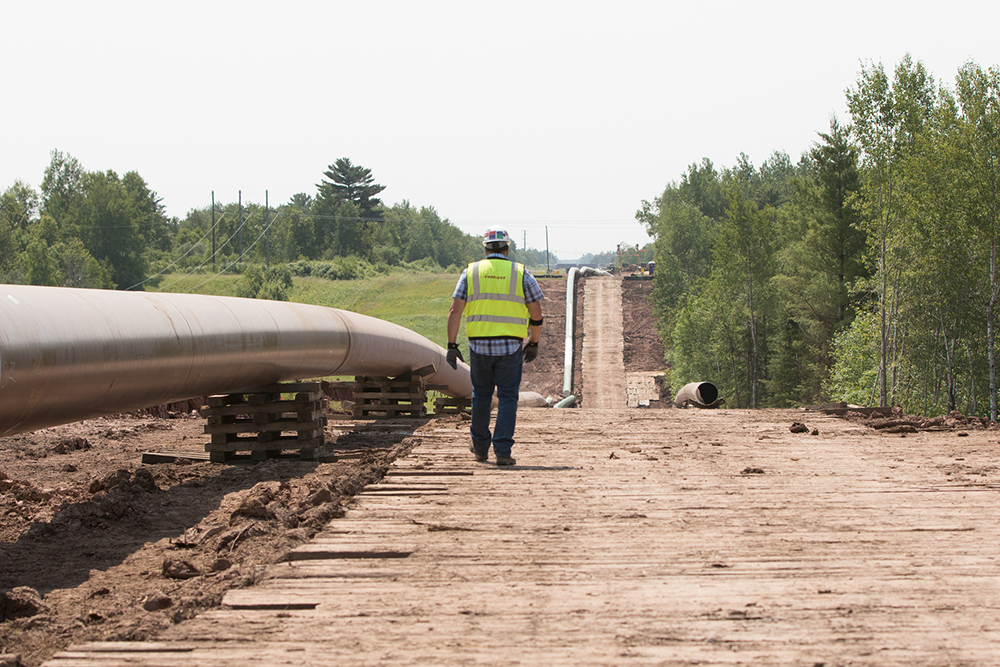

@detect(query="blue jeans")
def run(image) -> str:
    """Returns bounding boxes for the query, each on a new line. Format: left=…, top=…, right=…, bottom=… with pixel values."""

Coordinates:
left=469, top=348, right=523, bottom=459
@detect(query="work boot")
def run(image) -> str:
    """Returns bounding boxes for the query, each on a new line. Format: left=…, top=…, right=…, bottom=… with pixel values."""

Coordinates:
left=495, top=456, right=516, bottom=466
left=469, top=444, right=488, bottom=462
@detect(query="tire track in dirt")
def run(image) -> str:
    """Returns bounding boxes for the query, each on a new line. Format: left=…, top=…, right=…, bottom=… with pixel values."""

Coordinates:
left=581, top=276, right=626, bottom=409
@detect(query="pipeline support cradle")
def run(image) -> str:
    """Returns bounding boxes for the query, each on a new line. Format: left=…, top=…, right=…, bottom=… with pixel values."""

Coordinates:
left=202, top=381, right=329, bottom=461
left=352, top=375, right=429, bottom=418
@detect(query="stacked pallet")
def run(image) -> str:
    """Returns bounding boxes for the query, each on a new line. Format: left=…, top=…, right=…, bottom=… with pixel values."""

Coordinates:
left=431, top=391, right=471, bottom=414
left=202, top=382, right=328, bottom=461
left=626, top=373, right=661, bottom=408
left=353, top=375, right=428, bottom=418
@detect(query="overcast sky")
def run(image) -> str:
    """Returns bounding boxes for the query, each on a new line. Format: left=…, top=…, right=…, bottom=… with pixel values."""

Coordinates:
left=4, top=1, right=999, bottom=261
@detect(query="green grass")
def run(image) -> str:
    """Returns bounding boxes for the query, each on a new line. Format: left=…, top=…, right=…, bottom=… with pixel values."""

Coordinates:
left=154, top=271, right=461, bottom=348
left=154, top=273, right=244, bottom=297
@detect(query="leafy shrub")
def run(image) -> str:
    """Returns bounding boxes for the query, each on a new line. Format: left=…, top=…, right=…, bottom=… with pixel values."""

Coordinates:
left=286, top=256, right=380, bottom=281
left=372, top=244, right=402, bottom=266
left=404, top=257, right=444, bottom=273
left=236, top=264, right=293, bottom=301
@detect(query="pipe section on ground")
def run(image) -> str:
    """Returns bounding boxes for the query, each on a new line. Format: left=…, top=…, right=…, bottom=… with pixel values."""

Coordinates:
left=553, top=395, right=576, bottom=408
left=672, top=381, right=725, bottom=408
left=0, top=285, right=472, bottom=438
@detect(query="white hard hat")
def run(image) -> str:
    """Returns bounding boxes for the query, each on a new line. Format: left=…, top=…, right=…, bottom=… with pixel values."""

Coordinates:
left=483, top=226, right=511, bottom=246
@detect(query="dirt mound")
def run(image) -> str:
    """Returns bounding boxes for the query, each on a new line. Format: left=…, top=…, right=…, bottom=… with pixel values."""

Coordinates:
left=0, top=411, right=423, bottom=666
left=621, top=278, right=665, bottom=372
left=842, top=406, right=999, bottom=433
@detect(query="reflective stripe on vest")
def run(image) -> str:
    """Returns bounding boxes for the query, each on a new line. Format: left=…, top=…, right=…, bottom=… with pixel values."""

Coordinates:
left=465, top=259, right=528, bottom=338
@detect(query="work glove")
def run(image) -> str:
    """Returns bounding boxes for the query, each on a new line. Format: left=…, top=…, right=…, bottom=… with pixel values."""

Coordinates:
left=446, top=343, right=464, bottom=369
left=523, top=341, right=538, bottom=363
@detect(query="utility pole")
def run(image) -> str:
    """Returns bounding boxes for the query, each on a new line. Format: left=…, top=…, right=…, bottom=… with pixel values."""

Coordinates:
left=238, top=190, right=243, bottom=262
left=545, top=226, right=550, bottom=276
left=265, top=190, right=270, bottom=269
left=523, top=230, right=526, bottom=263
left=211, top=191, right=216, bottom=269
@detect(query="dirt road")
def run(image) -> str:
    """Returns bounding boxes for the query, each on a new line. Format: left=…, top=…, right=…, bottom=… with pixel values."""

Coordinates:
left=582, top=276, right=626, bottom=409
left=43, top=408, right=1000, bottom=666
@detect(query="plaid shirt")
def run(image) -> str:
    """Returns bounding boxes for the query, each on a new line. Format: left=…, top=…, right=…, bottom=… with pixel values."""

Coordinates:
left=453, top=254, right=544, bottom=356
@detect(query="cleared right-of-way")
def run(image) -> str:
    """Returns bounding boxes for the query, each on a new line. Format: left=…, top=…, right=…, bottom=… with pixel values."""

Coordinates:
left=46, top=406, right=1000, bottom=666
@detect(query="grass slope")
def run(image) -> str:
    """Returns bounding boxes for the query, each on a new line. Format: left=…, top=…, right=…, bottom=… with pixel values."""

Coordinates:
left=155, top=272, right=462, bottom=348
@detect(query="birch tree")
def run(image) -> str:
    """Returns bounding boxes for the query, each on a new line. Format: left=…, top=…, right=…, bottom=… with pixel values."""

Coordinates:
left=952, top=63, right=1000, bottom=420
left=847, top=55, right=937, bottom=406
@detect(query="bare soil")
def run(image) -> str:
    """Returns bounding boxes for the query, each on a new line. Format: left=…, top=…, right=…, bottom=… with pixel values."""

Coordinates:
left=620, top=277, right=665, bottom=373
left=0, top=276, right=662, bottom=666
left=0, top=415, right=414, bottom=666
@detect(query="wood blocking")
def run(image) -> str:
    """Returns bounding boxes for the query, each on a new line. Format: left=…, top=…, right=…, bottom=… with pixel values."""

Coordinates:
left=202, top=382, right=329, bottom=462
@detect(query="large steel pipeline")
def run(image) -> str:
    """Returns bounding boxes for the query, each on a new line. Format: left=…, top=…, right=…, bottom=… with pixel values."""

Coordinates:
left=0, top=285, right=472, bottom=438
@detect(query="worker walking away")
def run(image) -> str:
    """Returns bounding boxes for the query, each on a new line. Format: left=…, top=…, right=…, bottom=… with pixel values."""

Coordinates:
left=446, top=226, right=543, bottom=466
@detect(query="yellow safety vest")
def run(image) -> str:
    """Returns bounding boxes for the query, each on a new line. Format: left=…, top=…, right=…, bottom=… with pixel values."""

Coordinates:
left=464, top=258, right=529, bottom=339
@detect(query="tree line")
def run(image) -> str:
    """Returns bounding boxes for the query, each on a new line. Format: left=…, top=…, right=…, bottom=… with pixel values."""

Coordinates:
left=0, top=156, right=558, bottom=294
left=642, top=55, right=1000, bottom=418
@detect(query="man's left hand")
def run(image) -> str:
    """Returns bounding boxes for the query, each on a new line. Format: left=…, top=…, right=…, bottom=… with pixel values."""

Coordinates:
left=523, top=341, right=538, bottom=363
left=446, top=344, right=464, bottom=369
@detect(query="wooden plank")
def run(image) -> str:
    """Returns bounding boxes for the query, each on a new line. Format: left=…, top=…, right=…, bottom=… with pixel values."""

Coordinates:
left=808, top=406, right=894, bottom=416
left=433, top=397, right=471, bottom=406
left=206, top=394, right=245, bottom=408
left=283, top=543, right=415, bottom=560
left=353, top=375, right=392, bottom=383
left=385, top=364, right=436, bottom=380
left=204, top=412, right=322, bottom=428
left=354, top=391, right=426, bottom=400
left=205, top=437, right=324, bottom=452
left=202, top=403, right=323, bottom=417
left=356, top=376, right=423, bottom=384
left=248, top=393, right=281, bottom=406
left=204, top=420, right=322, bottom=436
left=221, top=592, right=320, bottom=609
left=140, top=450, right=212, bottom=464
left=233, top=382, right=322, bottom=394
left=354, top=405, right=426, bottom=417
left=384, top=470, right=474, bottom=477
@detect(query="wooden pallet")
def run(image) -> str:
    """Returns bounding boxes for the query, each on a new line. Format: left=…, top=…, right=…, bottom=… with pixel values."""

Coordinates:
left=352, top=365, right=438, bottom=418
left=353, top=376, right=427, bottom=418
left=431, top=388, right=471, bottom=415
left=201, top=382, right=329, bottom=461
left=626, top=374, right=660, bottom=408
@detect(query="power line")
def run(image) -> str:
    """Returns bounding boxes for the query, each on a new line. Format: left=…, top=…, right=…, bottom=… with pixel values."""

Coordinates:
left=178, top=212, right=278, bottom=294
left=153, top=212, right=260, bottom=292
left=125, top=214, right=226, bottom=290
left=134, top=197, right=647, bottom=290
left=190, top=207, right=644, bottom=228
